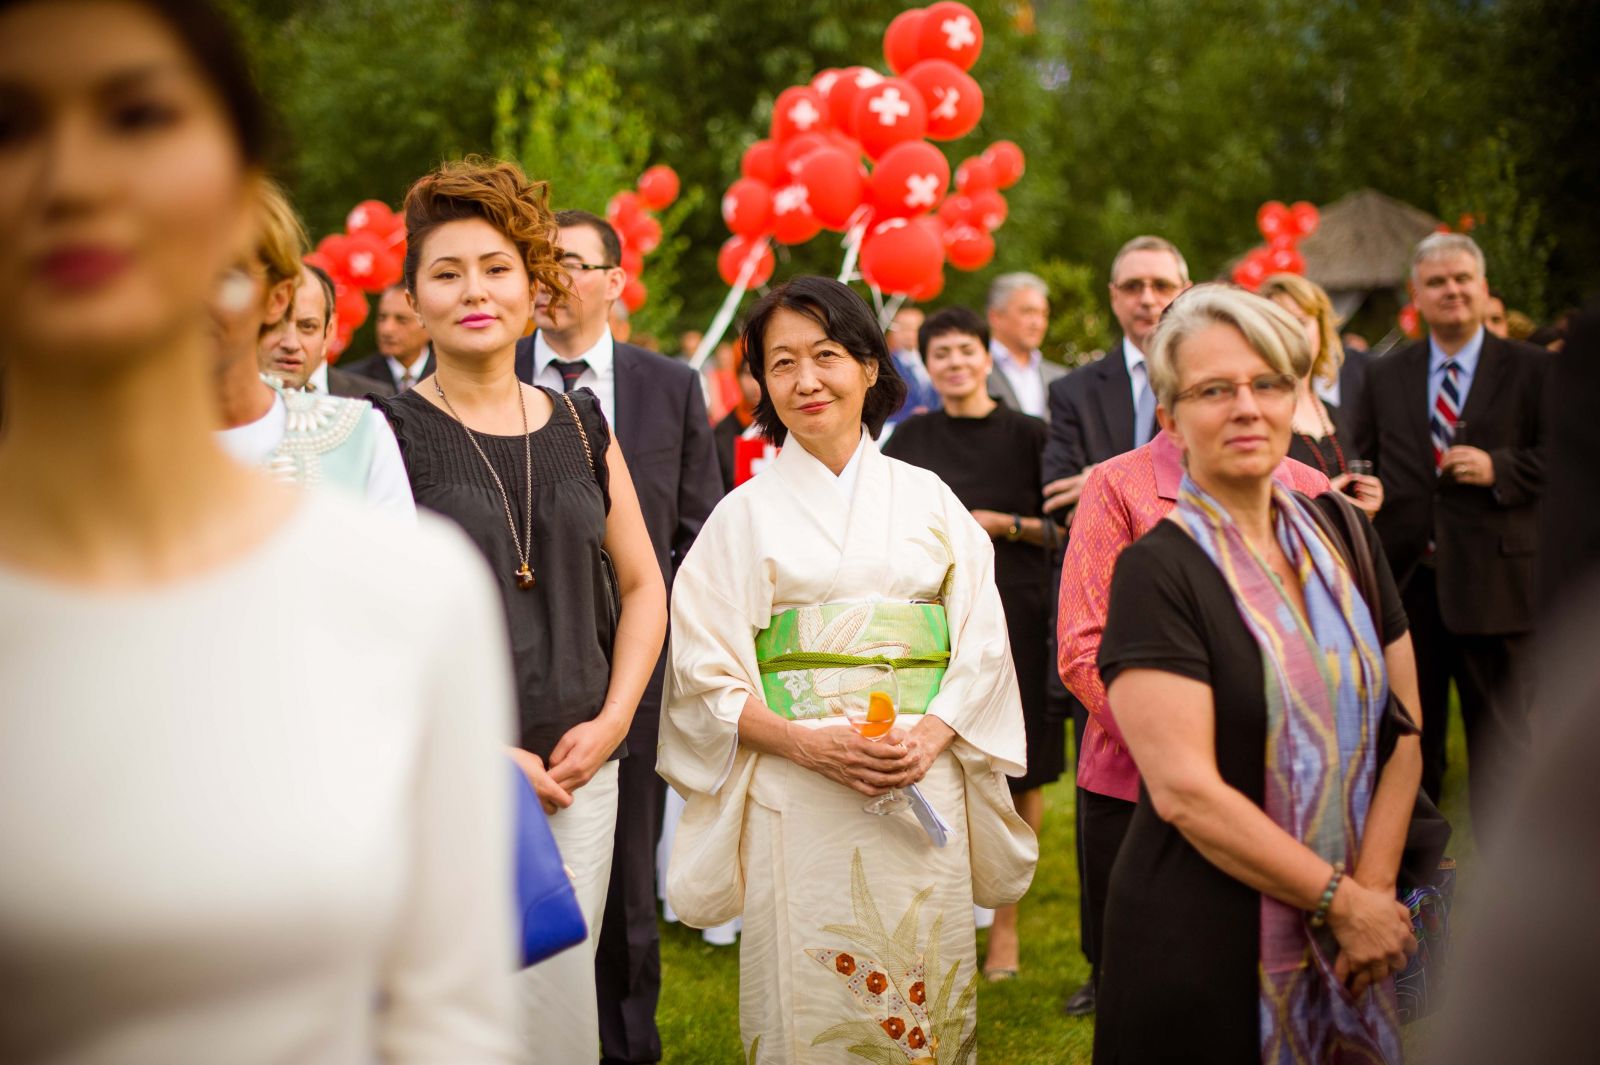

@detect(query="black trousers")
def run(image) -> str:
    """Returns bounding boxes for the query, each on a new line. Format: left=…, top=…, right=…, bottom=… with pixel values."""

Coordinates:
left=1403, top=566, right=1533, bottom=838
left=595, top=707, right=665, bottom=1064
left=1078, top=788, right=1137, bottom=979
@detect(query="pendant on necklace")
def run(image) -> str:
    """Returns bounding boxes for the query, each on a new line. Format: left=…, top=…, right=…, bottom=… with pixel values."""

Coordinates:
left=516, top=563, right=536, bottom=590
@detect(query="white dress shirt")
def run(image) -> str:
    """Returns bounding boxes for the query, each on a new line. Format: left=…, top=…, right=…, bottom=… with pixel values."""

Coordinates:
left=990, top=339, right=1047, bottom=418
left=386, top=347, right=431, bottom=390
left=1123, top=339, right=1149, bottom=412
left=532, top=329, right=616, bottom=420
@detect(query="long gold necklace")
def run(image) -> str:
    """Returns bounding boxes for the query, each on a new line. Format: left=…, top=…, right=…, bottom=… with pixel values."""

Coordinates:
left=434, top=376, right=536, bottom=589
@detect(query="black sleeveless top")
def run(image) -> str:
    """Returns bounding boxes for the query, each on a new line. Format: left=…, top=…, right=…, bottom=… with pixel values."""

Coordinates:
left=376, top=386, right=617, bottom=762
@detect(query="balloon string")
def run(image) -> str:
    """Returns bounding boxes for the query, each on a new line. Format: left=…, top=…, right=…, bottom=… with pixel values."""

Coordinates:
left=691, top=237, right=769, bottom=372
left=878, top=292, right=907, bottom=331
left=835, top=210, right=871, bottom=283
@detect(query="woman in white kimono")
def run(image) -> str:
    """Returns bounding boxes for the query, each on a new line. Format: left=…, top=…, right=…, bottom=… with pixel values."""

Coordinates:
left=660, top=277, right=1038, bottom=1064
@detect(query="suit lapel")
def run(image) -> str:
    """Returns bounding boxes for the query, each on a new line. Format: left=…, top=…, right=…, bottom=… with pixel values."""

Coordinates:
left=987, top=366, right=1019, bottom=411
left=1399, top=341, right=1433, bottom=454
left=611, top=343, right=643, bottom=454
left=1459, top=334, right=1507, bottom=430
left=1098, top=340, right=1136, bottom=453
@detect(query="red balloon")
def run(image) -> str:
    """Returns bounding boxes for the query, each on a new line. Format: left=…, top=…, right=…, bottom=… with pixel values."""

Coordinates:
left=607, top=191, right=643, bottom=232
left=917, top=1, right=983, bottom=72
left=723, top=178, right=773, bottom=238
left=346, top=199, right=395, bottom=238
left=883, top=8, right=928, bottom=75
left=851, top=78, right=928, bottom=161
left=621, top=276, right=647, bottom=312
left=825, top=129, right=864, bottom=159
left=796, top=147, right=866, bottom=231
left=620, top=247, right=644, bottom=277
left=637, top=165, right=680, bottom=210
left=937, top=193, right=977, bottom=229
left=315, top=233, right=356, bottom=286
left=826, top=66, right=886, bottom=130
left=334, top=283, right=370, bottom=332
left=741, top=139, right=782, bottom=186
left=1256, top=200, right=1291, bottom=240
left=1398, top=303, right=1421, bottom=338
left=982, top=140, right=1025, bottom=188
left=718, top=235, right=776, bottom=288
left=969, top=188, right=1008, bottom=231
left=780, top=131, right=829, bottom=174
left=811, top=68, right=843, bottom=97
left=954, top=155, right=996, bottom=194
left=303, top=250, right=338, bottom=277
left=859, top=216, right=945, bottom=295
left=907, top=267, right=945, bottom=301
left=943, top=222, right=995, bottom=271
left=869, top=139, right=950, bottom=219
left=341, top=230, right=400, bottom=292
left=1289, top=200, right=1320, bottom=238
left=1267, top=230, right=1297, bottom=251
left=627, top=214, right=663, bottom=256
left=1267, top=245, right=1306, bottom=274
left=904, top=59, right=983, bottom=141
left=770, top=183, right=823, bottom=245
left=771, top=86, right=830, bottom=143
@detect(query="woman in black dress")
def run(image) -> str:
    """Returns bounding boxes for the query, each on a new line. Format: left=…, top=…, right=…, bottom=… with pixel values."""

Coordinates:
left=1094, top=286, right=1422, bottom=1063
left=882, top=305, right=1057, bottom=981
left=373, top=158, right=666, bottom=1059
left=1261, top=273, right=1383, bottom=518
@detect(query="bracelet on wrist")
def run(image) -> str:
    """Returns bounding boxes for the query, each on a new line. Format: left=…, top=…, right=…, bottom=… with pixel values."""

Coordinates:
left=1309, top=860, right=1345, bottom=928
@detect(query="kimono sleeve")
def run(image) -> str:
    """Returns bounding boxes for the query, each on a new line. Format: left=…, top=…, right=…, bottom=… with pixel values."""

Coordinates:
left=922, top=485, right=1029, bottom=777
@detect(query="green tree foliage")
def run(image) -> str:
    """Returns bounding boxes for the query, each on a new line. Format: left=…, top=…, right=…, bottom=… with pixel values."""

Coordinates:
left=232, top=0, right=1575, bottom=350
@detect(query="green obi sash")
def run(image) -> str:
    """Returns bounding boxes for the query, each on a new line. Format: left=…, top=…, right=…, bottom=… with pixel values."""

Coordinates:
left=754, top=601, right=950, bottom=720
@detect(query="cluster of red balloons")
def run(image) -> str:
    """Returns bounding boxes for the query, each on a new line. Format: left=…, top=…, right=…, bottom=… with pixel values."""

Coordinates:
left=1231, top=199, right=1321, bottom=291
left=605, top=164, right=680, bottom=313
left=716, top=1, right=1025, bottom=298
left=305, top=199, right=408, bottom=358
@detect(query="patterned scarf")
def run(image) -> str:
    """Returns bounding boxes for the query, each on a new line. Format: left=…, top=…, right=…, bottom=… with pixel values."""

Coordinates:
left=1174, top=476, right=1401, bottom=1064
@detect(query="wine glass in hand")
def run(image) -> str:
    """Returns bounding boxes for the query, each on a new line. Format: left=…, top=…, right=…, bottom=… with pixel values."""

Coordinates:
left=841, top=664, right=910, bottom=816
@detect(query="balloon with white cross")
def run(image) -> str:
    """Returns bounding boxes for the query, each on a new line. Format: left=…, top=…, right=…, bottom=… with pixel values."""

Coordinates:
left=850, top=77, right=928, bottom=160
left=868, top=140, right=950, bottom=219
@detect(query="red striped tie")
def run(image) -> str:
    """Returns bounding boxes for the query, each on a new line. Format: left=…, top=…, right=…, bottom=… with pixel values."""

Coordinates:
left=554, top=359, right=590, bottom=392
left=1430, top=359, right=1462, bottom=468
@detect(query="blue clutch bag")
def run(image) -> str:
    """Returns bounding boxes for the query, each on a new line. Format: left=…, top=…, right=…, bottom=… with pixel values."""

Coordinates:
left=511, top=762, right=587, bottom=968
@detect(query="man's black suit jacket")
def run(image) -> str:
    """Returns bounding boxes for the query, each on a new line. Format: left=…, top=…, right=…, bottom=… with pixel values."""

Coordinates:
left=1350, top=333, right=1550, bottom=635
left=327, top=365, right=394, bottom=399
left=515, top=335, right=721, bottom=703
left=1041, top=340, right=1138, bottom=489
left=342, top=349, right=433, bottom=393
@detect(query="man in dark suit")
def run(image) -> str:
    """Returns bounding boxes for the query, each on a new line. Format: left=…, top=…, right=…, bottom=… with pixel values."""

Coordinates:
left=1351, top=232, right=1549, bottom=837
left=516, top=210, right=720, bottom=1065
left=342, top=283, right=432, bottom=392
left=1040, top=234, right=1190, bottom=1017
left=259, top=265, right=392, bottom=397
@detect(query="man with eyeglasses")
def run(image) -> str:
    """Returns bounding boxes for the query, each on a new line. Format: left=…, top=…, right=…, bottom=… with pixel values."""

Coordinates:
left=518, top=208, right=720, bottom=1065
left=1041, top=233, right=1190, bottom=1018
left=1351, top=232, right=1550, bottom=840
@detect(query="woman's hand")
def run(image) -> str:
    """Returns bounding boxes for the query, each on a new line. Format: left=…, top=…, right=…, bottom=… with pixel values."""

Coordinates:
left=546, top=716, right=630, bottom=795
left=895, top=715, right=957, bottom=784
left=510, top=747, right=573, bottom=816
left=1328, top=876, right=1416, bottom=995
left=1329, top=472, right=1383, bottom=518
left=791, top=726, right=916, bottom=796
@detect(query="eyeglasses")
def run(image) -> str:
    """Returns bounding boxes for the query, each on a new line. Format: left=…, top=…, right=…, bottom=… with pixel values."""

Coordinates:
left=1173, top=373, right=1297, bottom=407
left=1113, top=278, right=1182, bottom=297
left=559, top=256, right=617, bottom=272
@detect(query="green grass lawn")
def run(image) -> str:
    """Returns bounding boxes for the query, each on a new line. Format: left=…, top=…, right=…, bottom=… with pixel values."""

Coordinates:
left=658, top=709, right=1473, bottom=1063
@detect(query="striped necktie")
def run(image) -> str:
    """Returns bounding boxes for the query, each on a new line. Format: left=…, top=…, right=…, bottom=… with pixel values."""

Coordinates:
left=554, top=359, right=590, bottom=392
left=1430, top=359, right=1462, bottom=467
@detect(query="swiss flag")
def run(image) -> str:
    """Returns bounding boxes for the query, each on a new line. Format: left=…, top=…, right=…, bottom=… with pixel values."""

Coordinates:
left=734, top=436, right=780, bottom=486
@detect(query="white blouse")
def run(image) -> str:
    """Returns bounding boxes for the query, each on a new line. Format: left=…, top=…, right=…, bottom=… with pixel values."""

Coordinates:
left=0, top=494, right=520, bottom=1063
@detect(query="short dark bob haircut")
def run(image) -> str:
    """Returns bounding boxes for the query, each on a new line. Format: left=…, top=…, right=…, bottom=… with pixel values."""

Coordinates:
left=740, top=276, right=907, bottom=444
left=917, top=306, right=990, bottom=360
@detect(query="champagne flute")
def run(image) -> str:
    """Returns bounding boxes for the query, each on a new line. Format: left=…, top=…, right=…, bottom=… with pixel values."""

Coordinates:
left=840, top=664, right=910, bottom=816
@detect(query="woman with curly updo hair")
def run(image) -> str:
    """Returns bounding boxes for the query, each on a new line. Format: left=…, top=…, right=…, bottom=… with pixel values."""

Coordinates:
left=373, top=157, right=666, bottom=1062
